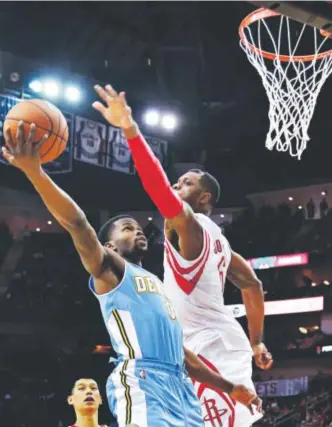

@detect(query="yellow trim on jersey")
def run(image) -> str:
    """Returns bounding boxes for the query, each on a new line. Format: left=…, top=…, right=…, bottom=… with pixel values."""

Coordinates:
left=112, top=309, right=136, bottom=359
left=120, top=360, right=132, bottom=425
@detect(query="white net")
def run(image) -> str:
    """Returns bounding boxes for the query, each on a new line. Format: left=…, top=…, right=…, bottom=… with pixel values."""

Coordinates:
left=240, top=12, right=332, bottom=159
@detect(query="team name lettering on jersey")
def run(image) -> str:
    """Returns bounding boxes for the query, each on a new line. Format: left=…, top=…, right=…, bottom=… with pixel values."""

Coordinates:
left=134, top=276, right=164, bottom=295
left=134, top=276, right=176, bottom=320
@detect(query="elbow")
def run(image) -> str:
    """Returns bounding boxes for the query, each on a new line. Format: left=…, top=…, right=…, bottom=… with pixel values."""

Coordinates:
left=65, top=212, right=88, bottom=231
left=252, top=278, right=263, bottom=290
left=242, top=278, right=263, bottom=294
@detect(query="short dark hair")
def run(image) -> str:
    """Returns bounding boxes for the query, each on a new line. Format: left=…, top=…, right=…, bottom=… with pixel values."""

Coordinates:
left=189, top=169, right=220, bottom=205
left=98, top=214, right=136, bottom=245
left=70, top=378, right=99, bottom=395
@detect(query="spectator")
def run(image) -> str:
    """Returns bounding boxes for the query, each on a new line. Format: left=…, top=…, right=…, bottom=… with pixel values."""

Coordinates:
left=307, top=198, right=316, bottom=219
left=320, top=197, right=328, bottom=218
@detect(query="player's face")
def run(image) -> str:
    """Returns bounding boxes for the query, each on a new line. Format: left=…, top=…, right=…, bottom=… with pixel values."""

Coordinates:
left=67, top=379, right=102, bottom=414
left=110, top=218, right=148, bottom=257
left=172, top=171, right=207, bottom=209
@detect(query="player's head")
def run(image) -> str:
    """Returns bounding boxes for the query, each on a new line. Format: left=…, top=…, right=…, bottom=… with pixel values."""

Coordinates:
left=98, top=214, right=148, bottom=260
left=172, top=169, right=220, bottom=215
left=67, top=378, right=102, bottom=416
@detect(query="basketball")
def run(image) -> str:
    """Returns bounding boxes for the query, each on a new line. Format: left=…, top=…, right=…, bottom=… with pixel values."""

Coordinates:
left=4, top=99, right=69, bottom=164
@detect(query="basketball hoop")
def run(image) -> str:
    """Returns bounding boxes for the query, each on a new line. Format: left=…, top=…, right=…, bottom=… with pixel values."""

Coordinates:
left=239, top=8, right=332, bottom=159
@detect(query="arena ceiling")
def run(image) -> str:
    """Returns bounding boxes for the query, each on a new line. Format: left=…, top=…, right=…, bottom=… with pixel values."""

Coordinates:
left=1, top=2, right=332, bottom=209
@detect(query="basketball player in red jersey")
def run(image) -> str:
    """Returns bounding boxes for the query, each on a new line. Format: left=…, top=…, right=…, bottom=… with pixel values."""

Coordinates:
left=3, top=122, right=261, bottom=426
left=94, top=85, right=272, bottom=427
left=68, top=378, right=107, bottom=427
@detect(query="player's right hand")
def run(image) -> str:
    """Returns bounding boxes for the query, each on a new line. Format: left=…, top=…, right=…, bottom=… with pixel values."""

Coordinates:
left=93, top=84, right=135, bottom=130
left=2, top=122, right=48, bottom=175
left=252, top=342, right=273, bottom=370
left=230, top=384, right=260, bottom=413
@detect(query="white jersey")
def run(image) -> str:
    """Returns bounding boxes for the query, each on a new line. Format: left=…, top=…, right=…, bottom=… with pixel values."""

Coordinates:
left=163, top=213, right=252, bottom=354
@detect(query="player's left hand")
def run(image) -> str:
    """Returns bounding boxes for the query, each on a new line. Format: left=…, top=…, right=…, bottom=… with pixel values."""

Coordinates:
left=252, top=342, right=273, bottom=370
left=93, top=84, right=135, bottom=130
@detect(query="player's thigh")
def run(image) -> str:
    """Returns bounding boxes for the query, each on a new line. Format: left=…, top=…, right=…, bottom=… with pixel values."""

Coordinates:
left=107, top=366, right=189, bottom=427
left=194, top=350, right=261, bottom=427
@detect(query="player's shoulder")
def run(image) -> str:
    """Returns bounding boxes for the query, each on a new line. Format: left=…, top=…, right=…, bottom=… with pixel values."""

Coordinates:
left=194, top=213, right=214, bottom=225
left=195, top=213, right=221, bottom=234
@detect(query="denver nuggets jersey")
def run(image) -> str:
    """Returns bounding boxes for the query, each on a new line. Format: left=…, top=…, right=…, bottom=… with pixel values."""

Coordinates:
left=164, top=213, right=252, bottom=354
left=89, top=261, right=184, bottom=366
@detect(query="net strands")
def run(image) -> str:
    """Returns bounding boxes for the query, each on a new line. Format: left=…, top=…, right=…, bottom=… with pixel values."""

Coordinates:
left=240, top=13, right=332, bottom=159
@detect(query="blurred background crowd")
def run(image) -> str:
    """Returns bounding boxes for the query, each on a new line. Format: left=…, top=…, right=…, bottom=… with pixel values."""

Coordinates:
left=0, top=192, right=332, bottom=427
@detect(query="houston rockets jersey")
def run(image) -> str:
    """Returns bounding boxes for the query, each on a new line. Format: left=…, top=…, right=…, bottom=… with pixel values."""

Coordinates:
left=89, top=261, right=184, bottom=366
left=163, top=213, right=252, bottom=354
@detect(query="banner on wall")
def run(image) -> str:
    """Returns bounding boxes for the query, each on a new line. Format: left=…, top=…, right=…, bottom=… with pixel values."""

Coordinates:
left=0, top=95, right=73, bottom=173
left=74, top=116, right=107, bottom=167
left=228, top=296, right=324, bottom=318
left=107, top=126, right=134, bottom=174
left=255, top=377, right=308, bottom=397
left=247, top=252, right=309, bottom=270
left=0, top=94, right=169, bottom=175
left=145, top=135, right=168, bottom=168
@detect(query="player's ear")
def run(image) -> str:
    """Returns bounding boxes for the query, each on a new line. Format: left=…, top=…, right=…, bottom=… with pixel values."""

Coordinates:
left=199, top=191, right=211, bottom=205
left=106, top=240, right=117, bottom=251
left=67, top=395, right=74, bottom=406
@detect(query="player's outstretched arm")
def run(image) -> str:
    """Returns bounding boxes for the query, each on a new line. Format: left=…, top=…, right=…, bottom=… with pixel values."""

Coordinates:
left=93, top=84, right=204, bottom=260
left=183, top=347, right=262, bottom=412
left=227, top=251, right=273, bottom=370
left=2, top=123, right=123, bottom=292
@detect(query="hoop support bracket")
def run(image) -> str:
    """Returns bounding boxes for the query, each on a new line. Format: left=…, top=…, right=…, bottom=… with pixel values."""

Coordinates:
left=248, top=1, right=332, bottom=36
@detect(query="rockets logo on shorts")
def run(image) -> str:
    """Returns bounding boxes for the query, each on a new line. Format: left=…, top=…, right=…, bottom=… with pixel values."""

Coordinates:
left=197, top=386, right=234, bottom=427
left=193, top=357, right=237, bottom=427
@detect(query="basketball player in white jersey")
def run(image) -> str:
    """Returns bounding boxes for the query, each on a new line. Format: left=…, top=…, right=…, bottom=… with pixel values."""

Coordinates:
left=68, top=378, right=107, bottom=427
left=94, top=85, right=272, bottom=427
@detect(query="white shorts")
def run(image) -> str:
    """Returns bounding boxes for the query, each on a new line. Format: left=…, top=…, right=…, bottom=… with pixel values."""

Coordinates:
left=191, top=336, right=262, bottom=427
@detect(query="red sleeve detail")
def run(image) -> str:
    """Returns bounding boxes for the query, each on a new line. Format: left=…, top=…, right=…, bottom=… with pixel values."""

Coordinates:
left=165, top=230, right=211, bottom=295
left=127, top=133, right=183, bottom=219
left=165, top=230, right=209, bottom=275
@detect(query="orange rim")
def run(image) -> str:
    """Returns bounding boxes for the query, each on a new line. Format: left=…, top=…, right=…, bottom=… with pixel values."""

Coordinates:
left=239, top=7, right=332, bottom=62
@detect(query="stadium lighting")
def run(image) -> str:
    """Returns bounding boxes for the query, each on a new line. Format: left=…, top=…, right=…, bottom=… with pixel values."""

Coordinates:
left=298, top=327, right=308, bottom=334
left=47, top=220, right=52, bottom=225
left=44, top=80, right=59, bottom=98
left=288, top=196, right=293, bottom=201
left=161, top=114, right=177, bottom=130
left=321, top=191, right=326, bottom=196
left=29, top=80, right=43, bottom=93
left=298, top=205, right=303, bottom=210
left=220, top=214, right=225, bottom=218
left=65, top=86, right=81, bottom=102
left=144, top=110, right=160, bottom=126
left=36, top=228, right=41, bottom=232
left=323, top=280, right=330, bottom=286
left=311, top=282, right=317, bottom=287
left=148, top=217, right=153, bottom=221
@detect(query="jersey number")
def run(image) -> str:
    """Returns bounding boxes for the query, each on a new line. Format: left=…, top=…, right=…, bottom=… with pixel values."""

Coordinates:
left=215, top=239, right=226, bottom=289
left=164, top=297, right=177, bottom=320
